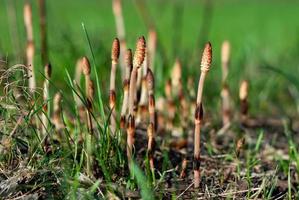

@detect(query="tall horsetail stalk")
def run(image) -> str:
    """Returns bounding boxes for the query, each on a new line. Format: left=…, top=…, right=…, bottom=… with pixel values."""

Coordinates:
left=221, top=41, right=231, bottom=126
left=82, top=56, right=94, bottom=134
left=137, top=51, right=149, bottom=124
left=42, top=63, right=51, bottom=136
left=120, top=49, right=133, bottom=129
left=147, top=68, right=156, bottom=175
left=194, top=42, right=212, bottom=188
left=38, top=0, right=48, bottom=65
left=74, top=58, right=85, bottom=120
left=110, top=38, right=120, bottom=134
left=82, top=56, right=94, bottom=176
left=112, top=0, right=126, bottom=80
left=24, top=3, right=35, bottom=93
left=127, top=36, right=146, bottom=165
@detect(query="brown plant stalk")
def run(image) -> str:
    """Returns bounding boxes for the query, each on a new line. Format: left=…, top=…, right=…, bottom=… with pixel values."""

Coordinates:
left=82, top=56, right=95, bottom=176
left=147, top=68, right=155, bottom=172
left=137, top=51, right=149, bottom=124
left=38, top=0, right=48, bottom=65
left=110, top=38, right=120, bottom=134
left=120, top=49, right=133, bottom=129
left=127, top=36, right=146, bottom=164
left=42, top=63, right=51, bottom=136
left=112, top=0, right=127, bottom=80
left=82, top=56, right=94, bottom=134
left=221, top=41, right=231, bottom=126
left=24, top=2, right=35, bottom=93
left=194, top=42, right=212, bottom=188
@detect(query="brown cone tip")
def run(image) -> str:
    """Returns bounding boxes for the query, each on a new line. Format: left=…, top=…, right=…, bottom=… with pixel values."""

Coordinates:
left=200, top=42, right=212, bottom=72
left=45, top=63, right=52, bottom=79
left=82, top=56, right=91, bottom=75
left=147, top=68, right=154, bottom=91
left=133, top=36, right=146, bottom=67
left=111, top=38, right=120, bottom=62
left=195, top=103, right=203, bottom=121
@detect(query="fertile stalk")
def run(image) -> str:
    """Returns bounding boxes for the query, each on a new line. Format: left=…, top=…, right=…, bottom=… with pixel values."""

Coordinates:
left=221, top=41, right=231, bottom=126
left=110, top=38, right=120, bottom=134
left=24, top=2, right=35, bottom=93
left=112, top=0, right=127, bottom=80
left=42, top=63, right=51, bottom=136
left=82, top=56, right=94, bottom=177
left=38, top=0, right=48, bottom=65
left=137, top=51, right=149, bottom=124
left=127, top=36, right=146, bottom=164
left=120, top=49, right=133, bottom=128
left=147, top=68, right=156, bottom=175
left=194, top=42, right=212, bottom=188
left=147, top=68, right=155, bottom=127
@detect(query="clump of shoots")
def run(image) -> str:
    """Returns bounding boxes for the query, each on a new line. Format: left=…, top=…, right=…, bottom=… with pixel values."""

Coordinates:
left=120, top=49, right=133, bottom=129
left=42, top=63, right=51, bottom=136
left=194, top=42, right=212, bottom=188
left=127, top=36, right=146, bottom=164
left=239, top=80, right=249, bottom=121
left=109, top=38, right=120, bottom=134
left=24, top=3, right=35, bottom=93
left=221, top=41, right=232, bottom=127
left=112, top=0, right=127, bottom=80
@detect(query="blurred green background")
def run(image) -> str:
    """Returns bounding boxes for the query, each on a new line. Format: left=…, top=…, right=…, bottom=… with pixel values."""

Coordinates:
left=1, top=0, right=299, bottom=116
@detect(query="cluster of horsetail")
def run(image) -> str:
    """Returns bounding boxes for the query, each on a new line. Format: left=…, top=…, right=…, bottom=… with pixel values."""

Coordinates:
left=14, top=2, right=256, bottom=190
